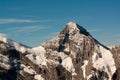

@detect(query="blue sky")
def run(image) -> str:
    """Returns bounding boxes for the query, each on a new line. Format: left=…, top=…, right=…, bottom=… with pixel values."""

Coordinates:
left=0, top=0, right=120, bottom=47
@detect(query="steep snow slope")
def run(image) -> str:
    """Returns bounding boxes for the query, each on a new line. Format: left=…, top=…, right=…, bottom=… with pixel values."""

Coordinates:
left=26, top=46, right=47, bottom=66
left=0, top=36, right=47, bottom=66
left=92, top=45, right=116, bottom=80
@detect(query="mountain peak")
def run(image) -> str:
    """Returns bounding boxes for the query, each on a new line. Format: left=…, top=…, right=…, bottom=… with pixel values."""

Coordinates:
left=66, top=21, right=77, bottom=28
left=62, top=22, right=89, bottom=36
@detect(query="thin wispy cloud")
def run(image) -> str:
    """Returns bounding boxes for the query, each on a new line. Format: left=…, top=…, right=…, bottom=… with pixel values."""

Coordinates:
left=12, top=26, right=48, bottom=33
left=0, top=18, right=51, bottom=24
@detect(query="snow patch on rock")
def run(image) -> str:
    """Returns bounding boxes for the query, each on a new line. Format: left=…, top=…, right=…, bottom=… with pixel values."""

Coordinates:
left=22, top=64, right=44, bottom=80
left=34, top=74, right=44, bottom=80
left=26, top=46, right=47, bottom=66
left=81, top=60, right=88, bottom=78
left=58, top=52, right=67, bottom=60
left=62, top=57, right=77, bottom=76
left=92, top=45, right=116, bottom=80
left=22, top=65, right=36, bottom=74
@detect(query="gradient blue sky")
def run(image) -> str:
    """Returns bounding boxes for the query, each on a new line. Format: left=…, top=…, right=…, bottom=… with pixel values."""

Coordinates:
left=0, top=0, right=120, bottom=47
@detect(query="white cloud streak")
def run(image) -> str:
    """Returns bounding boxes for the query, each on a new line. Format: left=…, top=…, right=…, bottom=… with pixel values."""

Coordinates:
left=0, top=18, right=51, bottom=24
left=12, top=26, right=48, bottom=33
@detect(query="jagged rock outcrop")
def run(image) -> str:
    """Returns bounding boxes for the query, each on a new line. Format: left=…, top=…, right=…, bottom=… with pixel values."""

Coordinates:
left=111, top=46, right=120, bottom=80
left=0, top=22, right=118, bottom=80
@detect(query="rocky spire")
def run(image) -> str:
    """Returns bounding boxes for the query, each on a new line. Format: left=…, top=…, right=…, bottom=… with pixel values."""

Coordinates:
left=60, top=22, right=89, bottom=36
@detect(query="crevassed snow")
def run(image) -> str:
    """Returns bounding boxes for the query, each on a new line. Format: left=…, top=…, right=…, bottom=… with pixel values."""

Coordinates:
left=62, top=57, right=77, bottom=76
left=26, top=46, right=47, bottom=66
left=34, top=74, right=44, bottom=80
left=81, top=60, right=88, bottom=78
left=92, top=45, right=116, bottom=80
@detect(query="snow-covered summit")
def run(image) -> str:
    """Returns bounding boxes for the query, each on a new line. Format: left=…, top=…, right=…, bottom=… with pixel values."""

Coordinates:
left=66, top=22, right=77, bottom=28
left=65, top=22, right=89, bottom=36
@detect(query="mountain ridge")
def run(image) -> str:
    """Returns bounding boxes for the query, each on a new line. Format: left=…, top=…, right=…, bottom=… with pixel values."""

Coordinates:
left=0, top=22, right=119, bottom=80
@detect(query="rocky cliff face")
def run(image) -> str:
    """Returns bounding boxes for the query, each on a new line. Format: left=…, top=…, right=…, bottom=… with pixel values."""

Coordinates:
left=111, top=46, right=120, bottom=80
left=0, top=22, right=119, bottom=80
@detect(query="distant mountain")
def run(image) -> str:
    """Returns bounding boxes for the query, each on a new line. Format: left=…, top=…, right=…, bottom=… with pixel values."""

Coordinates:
left=0, top=22, right=119, bottom=80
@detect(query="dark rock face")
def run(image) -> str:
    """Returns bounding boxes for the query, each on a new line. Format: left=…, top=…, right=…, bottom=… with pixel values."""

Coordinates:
left=111, top=46, right=120, bottom=69
left=0, top=22, right=118, bottom=80
left=0, top=42, right=22, bottom=80
left=112, top=68, right=120, bottom=80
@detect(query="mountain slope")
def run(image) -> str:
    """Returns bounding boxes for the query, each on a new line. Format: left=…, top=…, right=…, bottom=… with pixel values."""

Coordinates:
left=0, top=22, right=119, bottom=80
left=42, top=22, right=116, bottom=80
